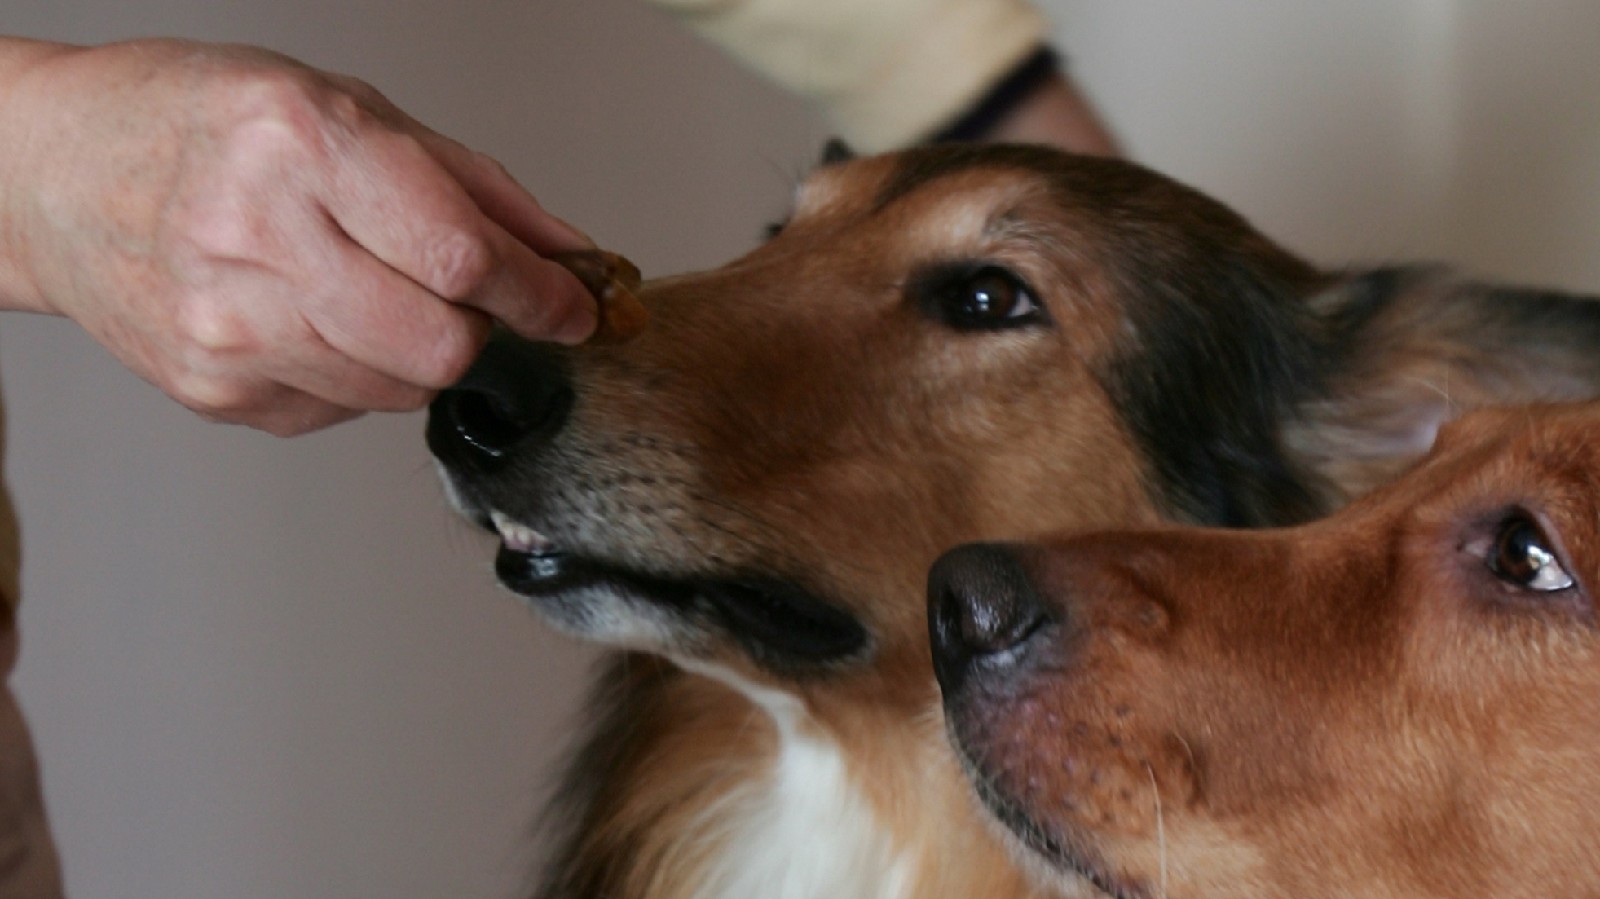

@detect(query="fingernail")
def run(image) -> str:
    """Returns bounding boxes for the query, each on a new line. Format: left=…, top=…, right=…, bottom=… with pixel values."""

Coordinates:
left=549, top=295, right=599, bottom=345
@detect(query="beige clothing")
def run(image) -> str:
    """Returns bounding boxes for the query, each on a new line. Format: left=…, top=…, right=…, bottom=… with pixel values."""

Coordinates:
left=651, top=0, right=1049, bottom=151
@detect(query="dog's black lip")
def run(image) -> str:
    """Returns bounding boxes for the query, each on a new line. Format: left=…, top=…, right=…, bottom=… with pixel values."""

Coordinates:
left=948, top=728, right=1143, bottom=899
left=493, top=545, right=870, bottom=665
left=493, top=546, right=700, bottom=623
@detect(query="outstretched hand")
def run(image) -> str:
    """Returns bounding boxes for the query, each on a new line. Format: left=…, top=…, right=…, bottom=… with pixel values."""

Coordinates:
left=0, top=39, right=597, bottom=435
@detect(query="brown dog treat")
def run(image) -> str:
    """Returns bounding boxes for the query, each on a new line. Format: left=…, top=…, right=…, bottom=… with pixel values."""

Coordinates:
left=550, top=250, right=649, bottom=343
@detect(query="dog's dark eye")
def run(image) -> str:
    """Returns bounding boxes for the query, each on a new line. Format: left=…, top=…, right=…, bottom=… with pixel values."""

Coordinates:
left=1487, top=515, right=1574, bottom=592
left=917, top=265, right=1045, bottom=330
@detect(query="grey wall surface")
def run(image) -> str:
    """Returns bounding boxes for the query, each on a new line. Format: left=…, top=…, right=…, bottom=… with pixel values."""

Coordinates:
left=3, top=1, right=1597, bottom=897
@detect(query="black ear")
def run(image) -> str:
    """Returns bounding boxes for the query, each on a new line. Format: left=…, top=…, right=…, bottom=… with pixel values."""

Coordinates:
left=820, top=138, right=855, bottom=166
left=1286, top=266, right=1600, bottom=501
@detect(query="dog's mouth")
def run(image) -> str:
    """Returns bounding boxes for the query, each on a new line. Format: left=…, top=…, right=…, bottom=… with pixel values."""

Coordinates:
left=485, top=511, right=870, bottom=668
left=951, top=734, right=1139, bottom=899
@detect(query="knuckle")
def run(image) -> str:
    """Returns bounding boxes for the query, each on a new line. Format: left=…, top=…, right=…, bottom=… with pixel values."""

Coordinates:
left=173, top=293, right=251, bottom=354
left=222, top=71, right=328, bottom=156
left=471, top=150, right=514, bottom=184
left=207, top=68, right=382, bottom=189
left=319, top=86, right=372, bottom=134
left=262, top=414, right=320, bottom=438
left=174, top=81, right=326, bottom=264
left=277, top=406, right=363, bottom=437
left=328, top=75, right=388, bottom=117
left=165, top=368, right=249, bottom=417
left=422, top=230, right=496, bottom=301
left=236, top=391, right=353, bottom=436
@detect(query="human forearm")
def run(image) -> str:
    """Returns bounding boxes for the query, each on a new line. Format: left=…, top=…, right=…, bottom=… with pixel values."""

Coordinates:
left=930, top=54, right=1120, bottom=156
left=983, top=73, right=1120, bottom=156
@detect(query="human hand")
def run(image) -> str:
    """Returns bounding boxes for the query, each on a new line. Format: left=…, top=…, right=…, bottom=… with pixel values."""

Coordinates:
left=0, top=39, right=598, bottom=436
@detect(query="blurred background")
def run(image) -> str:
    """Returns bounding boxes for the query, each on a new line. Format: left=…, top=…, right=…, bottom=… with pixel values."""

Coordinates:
left=4, top=1, right=1598, bottom=896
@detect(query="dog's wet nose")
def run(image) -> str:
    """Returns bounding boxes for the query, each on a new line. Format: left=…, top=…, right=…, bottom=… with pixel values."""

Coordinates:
left=927, top=543, right=1052, bottom=695
left=426, top=332, right=574, bottom=468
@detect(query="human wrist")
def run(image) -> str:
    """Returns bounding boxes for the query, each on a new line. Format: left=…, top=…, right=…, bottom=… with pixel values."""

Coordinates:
left=928, top=46, right=1061, bottom=143
left=932, top=55, right=1121, bottom=156
left=0, top=37, right=76, bottom=94
left=0, top=38, right=84, bottom=314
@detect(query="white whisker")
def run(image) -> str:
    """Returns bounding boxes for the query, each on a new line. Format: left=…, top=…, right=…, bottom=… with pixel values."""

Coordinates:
left=1144, top=762, right=1168, bottom=899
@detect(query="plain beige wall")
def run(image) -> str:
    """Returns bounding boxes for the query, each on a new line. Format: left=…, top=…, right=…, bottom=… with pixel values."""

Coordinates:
left=3, top=2, right=1598, bottom=897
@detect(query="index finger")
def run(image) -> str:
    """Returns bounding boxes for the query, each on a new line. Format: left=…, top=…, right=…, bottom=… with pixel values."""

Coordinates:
left=417, top=129, right=594, bottom=256
left=322, top=127, right=598, bottom=344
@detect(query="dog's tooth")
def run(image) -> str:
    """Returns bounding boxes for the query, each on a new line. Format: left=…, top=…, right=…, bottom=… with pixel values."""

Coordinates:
left=523, top=528, right=552, bottom=553
left=490, top=510, right=552, bottom=553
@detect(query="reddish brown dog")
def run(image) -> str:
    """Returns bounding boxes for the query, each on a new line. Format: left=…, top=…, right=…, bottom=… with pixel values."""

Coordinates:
left=932, top=402, right=1600, bottom=899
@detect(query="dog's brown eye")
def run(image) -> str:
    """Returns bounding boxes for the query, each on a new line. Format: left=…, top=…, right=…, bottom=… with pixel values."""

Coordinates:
left=1487, top=516, right=1574, bottom=592
left=917, top=264, right=1044, bottom=330
left=961, top=270, right=1030, bottom=320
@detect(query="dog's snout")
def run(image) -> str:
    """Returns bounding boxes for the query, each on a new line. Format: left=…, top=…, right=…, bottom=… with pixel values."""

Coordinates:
left=426, top=333, right=574, bottom=468
left=928, top=543, right=1052, bottom=695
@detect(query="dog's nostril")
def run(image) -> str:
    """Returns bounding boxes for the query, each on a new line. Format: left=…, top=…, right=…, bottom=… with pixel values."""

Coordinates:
left=438, top=384, right=574, bottom=461
left=444, top=390, right=520, bottom=459
left=927, top=543, right=1051, bottom=693
left=425, top=333, right=576, bottom=466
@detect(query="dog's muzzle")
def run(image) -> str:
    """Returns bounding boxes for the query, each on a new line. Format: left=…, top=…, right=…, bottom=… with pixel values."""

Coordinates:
left=426, top=333, right=574, bottom=471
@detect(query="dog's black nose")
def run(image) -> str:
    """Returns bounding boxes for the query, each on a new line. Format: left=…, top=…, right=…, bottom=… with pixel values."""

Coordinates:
left=927, top=543, right=1052, bottom=695
left=426, top=333, right=574, bottom=469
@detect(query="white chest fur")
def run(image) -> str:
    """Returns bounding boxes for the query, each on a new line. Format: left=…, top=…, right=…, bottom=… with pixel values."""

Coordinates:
left=679, top=661, right=914, bottom=899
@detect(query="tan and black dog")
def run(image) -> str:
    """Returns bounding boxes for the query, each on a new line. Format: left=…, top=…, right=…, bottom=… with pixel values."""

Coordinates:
left=427, top=144, right=1600, bottom=899
left=931, top=402, right=1600, bottom=899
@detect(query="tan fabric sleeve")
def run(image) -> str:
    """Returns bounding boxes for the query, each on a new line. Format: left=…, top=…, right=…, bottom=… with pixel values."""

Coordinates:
left=650, top=0, right=1050, bottom=152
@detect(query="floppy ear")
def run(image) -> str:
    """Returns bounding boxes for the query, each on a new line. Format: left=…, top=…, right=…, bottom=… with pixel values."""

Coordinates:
left=1286, top=266, right=1600, bottom=501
